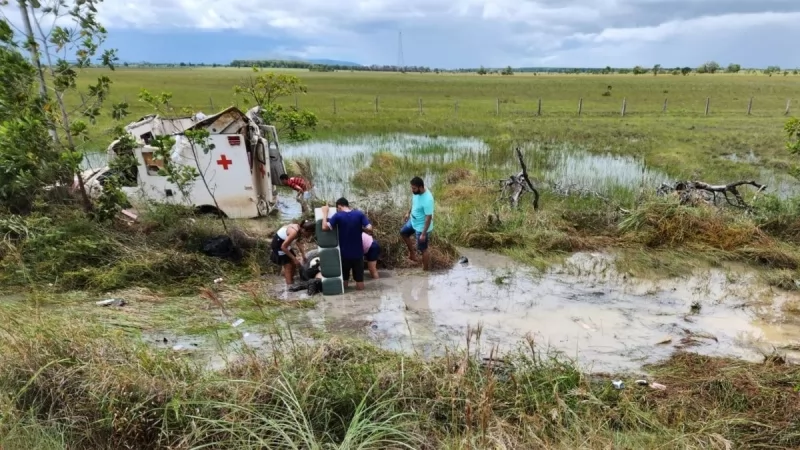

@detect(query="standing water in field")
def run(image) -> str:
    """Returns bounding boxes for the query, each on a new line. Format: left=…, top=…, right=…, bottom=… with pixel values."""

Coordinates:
left=293, top=249, right=800, bottom=372
left=279, top=134, right=489, bottom=201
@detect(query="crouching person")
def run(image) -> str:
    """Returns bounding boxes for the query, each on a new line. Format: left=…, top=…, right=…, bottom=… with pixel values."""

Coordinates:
left=362, top=232, right=380, bottom=279
left=270, top=220, right=316, bottom=285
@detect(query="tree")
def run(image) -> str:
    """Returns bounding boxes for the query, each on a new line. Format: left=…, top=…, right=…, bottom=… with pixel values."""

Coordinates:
left=697, top=61, right=720, bottom=74
left=726, top=63, right=741, bottom=73
left=233, top=69, right=318, bottom=142
left=632, top=65, right=646, bottom=75
left=501, top=66, right=513, bottom=75
left=0, top=0, right=123, bottom=216
left=477, top=66, right=487, bottom=75
left=653, top=64, right=661, bottom=75
left=681, top=67, right=692, bottom=76
left=765, top=65, right=781, bottom=75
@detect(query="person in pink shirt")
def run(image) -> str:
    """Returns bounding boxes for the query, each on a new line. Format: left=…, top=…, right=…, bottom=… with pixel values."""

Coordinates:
left=362, top=232, right=380, bottom=279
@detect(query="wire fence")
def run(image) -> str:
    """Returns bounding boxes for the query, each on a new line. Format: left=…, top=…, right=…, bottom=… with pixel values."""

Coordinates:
left=125, top=95, right=797, bottom=119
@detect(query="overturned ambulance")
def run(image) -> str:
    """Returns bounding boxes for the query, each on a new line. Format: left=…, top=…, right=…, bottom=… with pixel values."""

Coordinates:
left=81, top=106, right=287, bottom=219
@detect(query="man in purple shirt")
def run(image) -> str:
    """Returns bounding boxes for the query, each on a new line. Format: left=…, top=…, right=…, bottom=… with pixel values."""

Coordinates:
left=322, top=198, right=373, bottom=290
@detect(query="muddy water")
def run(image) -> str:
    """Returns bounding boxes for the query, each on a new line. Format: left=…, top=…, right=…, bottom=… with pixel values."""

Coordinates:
left=286, top=248, right=800, bottom=372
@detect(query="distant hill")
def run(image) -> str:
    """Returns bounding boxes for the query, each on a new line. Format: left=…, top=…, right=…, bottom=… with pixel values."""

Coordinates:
left=306, top=58, right=362, bottom=67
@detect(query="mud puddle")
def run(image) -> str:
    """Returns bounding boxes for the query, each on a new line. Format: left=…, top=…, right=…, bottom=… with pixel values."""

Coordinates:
left=289, top=248, right=800, bottom=372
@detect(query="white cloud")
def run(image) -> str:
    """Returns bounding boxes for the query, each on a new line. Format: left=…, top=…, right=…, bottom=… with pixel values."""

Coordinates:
left=1, top=0, right=799, bottom=67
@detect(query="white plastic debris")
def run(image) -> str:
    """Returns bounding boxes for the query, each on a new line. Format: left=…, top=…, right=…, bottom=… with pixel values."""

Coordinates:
left=172, top=344, right=184, bottom=351
left=95, top=298, right=126, bottom=307
left=650, top=382, right=667, bottom=391
left=612, top=380, right=625, bottom=390
left=232, top=318, right=245, bottom=328
left=635, top=379, right=648, bottom=386
left=214, top=277, right=224, bottom=284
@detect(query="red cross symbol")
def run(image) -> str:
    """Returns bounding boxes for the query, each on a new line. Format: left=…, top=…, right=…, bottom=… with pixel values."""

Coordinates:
left=216, top=154, right=232, bottom=170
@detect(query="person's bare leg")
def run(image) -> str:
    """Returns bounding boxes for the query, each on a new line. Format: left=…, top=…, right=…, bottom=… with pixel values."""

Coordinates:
left=421, top=249, right=431, bottom=271
left=283, top=263, right=294, bottom=284
left=368, top=261, right=379, bottom=279
left=402, top=234, right=419, bottom=262
left=356, top=281, right=365, bottom=290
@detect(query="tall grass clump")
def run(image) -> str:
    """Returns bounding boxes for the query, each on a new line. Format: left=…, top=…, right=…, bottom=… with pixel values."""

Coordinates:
left=0, top=204, right=266, bottom=293
left=3, top=309, right=800, bottom=449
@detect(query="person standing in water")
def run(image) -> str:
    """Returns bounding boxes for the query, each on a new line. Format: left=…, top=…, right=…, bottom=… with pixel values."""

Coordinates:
left=322, top=198, right=373, bottom=291
left=400, top=176, right=434, bottom=271
left=270, top=220, right=316, bottom=285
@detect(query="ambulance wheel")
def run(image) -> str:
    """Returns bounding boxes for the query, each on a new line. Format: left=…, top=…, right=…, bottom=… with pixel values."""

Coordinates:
left=195, top=205, right=226, bottom=218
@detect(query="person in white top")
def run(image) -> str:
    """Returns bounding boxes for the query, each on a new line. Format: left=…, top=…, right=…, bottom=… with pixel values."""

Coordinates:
left=270, top=220, right=316, bottom=284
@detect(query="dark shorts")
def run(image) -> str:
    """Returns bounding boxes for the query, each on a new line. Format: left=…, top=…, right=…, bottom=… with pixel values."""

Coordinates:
left=400, top=220, right=431, bottom=252
left=365, top=241, right=380, bottom=262
left=270, top=250, right=295, bottom=266
left=342, top=257, right=365, bottom=283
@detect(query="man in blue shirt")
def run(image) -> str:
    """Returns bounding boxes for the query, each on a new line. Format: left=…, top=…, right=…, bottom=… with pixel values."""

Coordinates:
left=322, top=198, right=373, bottom=290
left=400, top=176, right=434, bottom=271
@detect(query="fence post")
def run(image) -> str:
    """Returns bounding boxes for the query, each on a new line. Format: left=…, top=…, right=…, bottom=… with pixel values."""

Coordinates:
left=537, top=98, right=542, bottom=116
left=786, top=99, right=792, bottom=116
left=209, top=97, right=214, bottom=111
left=704, top=97, right=710, bottom=116
left=621, top=98, right=627, bottom=117
left=578, top=97, right=583, bottom=116
left=496, top=98, right=500, bottom=115
left=418, top=98, right=422, bottom=115
left=333, top=98, right=337, bottom=115
left=375, top=96, right=379, bottom=113
left=747, top=97, right=753, bottom=115
left=662, top=98, right=668, bottom=113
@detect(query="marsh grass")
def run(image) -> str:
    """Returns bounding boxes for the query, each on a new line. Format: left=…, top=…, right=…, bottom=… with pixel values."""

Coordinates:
left=3, top=310, right=800, bottom=449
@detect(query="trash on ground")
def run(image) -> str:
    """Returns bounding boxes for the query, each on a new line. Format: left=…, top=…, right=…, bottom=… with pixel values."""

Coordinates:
left=656, top=336, right=673, bottom=345
left=635, top=379, right=648, bottom=386
left=96, top=298, right=126, bottom=307
left=458, top=256, right=469, bottom=264
left=232, top=318, right=245, bottom=328
left=650, top=382, right=667, bottom=390
left=172, top=344, right=184, bottom=351
left=612, top=380, right=625, bottom=389
left=214, top=277, right=224, bottom=284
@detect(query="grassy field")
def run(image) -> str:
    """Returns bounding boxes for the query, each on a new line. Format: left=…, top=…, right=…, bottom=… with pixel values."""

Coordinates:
left=75, top=68, right=800, bottom=183
left=3, top=69, right=800, bottom=449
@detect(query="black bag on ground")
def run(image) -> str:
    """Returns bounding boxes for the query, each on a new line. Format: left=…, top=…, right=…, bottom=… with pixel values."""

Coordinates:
left=201, top=235, right=244, bottom=263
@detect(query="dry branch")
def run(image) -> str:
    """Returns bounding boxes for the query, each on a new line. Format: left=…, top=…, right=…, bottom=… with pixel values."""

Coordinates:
left=657, top=180, right=766, bottom=209
left=499, top=148, right=540, bottom=210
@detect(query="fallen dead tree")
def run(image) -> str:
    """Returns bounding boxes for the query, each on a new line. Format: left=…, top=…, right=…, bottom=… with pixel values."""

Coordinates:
left=657, top=180, right=766, bottom=209
left=499, top=148, right=540, bottom=210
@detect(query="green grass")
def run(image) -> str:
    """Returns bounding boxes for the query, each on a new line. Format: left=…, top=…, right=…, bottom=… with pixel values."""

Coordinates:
left=2, top=311, right=800, bottom=449
left=75, top=68, right=798, bottom=182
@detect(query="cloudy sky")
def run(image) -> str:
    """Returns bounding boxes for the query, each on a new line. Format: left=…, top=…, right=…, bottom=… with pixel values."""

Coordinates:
left=2, top=0, right=799, bottom=68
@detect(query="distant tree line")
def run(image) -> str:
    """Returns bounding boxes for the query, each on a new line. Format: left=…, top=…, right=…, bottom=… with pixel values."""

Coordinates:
left=120, top=59, right=799, bottom=77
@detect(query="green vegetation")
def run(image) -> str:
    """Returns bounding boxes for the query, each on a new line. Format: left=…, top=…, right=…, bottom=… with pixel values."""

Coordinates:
left=5, top=4, right=800, bottom=448
left=2, top=312, right=799, bottom=449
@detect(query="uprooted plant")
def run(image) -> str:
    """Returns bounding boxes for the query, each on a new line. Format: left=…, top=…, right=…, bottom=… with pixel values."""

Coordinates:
left=137, top=89, right=229, bottom=233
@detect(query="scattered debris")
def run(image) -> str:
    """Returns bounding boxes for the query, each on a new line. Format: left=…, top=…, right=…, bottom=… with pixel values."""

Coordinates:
left=232, top=318, right=245, bottom=328
left=458, top=256, right=469, bottom=265
left=650, top=382, right=667, bottom=391
left=95, top=298, right=126, bottom=307
left=656, top=336, right=673, bottom=345
left=612, top=380, right=625, bottom=389
left=635, top=379, right=649, bottom=386
left=214, top=277, right=224, bottom=284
